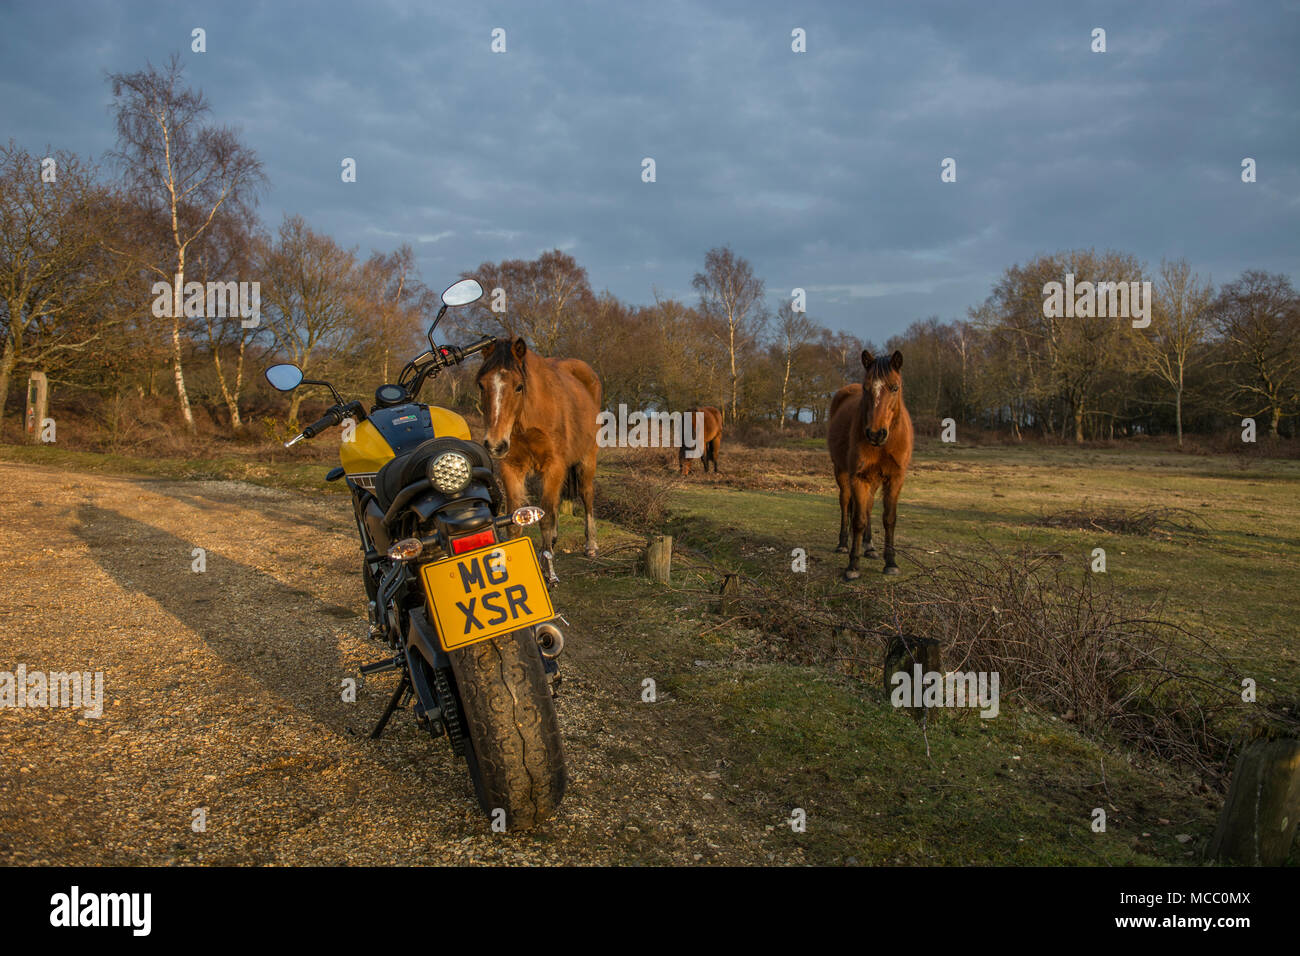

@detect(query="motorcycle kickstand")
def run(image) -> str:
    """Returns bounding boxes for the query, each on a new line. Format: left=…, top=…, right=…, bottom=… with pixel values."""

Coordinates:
left=370, top=673, right=411, bottom=740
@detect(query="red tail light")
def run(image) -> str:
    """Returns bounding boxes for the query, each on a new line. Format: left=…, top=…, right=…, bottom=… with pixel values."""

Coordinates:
left=450, top=529, right=497, bottom=554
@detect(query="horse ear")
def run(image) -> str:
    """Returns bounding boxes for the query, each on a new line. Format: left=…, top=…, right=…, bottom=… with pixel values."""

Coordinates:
left=890, top=350, right=903, bottom=371
left=861, top=349, right=873, bottom=370
left=512, top=337, right=527, bottom=361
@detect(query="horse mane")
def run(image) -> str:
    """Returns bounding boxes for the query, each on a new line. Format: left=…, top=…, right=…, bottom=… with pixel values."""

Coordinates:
left=866, top=355, right=895, bottom=381
left=478, top=338, right=527, bottom=384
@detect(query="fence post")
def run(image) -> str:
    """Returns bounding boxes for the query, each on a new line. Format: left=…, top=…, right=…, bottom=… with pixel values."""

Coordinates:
left=25, top=371, right=48, bottom=444
left=882, top=633, right=942, bottom=724
left=1207, top=737, right=1300, bottom=865
left=716, top=573, right=739, bottom=614
left=645, top=534, right=672, bottom=584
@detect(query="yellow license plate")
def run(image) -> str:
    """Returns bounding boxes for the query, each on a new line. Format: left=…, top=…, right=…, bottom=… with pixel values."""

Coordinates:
left=420, top=536, right=555, bottom=651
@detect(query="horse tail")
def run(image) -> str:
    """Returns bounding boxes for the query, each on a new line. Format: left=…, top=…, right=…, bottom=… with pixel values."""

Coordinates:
left=562, top=462, right=583, bottom=502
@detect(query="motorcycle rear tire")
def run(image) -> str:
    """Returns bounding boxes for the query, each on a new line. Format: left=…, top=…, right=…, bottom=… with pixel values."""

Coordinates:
left=448, top=626, right=566, bottom=830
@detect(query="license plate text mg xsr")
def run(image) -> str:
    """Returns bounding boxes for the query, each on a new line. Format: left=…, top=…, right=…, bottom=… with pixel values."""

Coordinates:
left=420, top=537, right=556, bottom=651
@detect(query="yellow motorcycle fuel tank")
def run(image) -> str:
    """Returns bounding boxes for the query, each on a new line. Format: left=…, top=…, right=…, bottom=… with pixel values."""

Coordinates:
left=339, top=404, right=472, bottom=476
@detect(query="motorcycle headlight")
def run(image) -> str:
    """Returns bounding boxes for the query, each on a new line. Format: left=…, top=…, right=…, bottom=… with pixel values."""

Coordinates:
left=428, top=451, right=472, bottom=495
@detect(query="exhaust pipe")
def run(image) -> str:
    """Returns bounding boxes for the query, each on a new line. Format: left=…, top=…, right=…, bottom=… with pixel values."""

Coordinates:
left=535, top=622, right=564, bottom=659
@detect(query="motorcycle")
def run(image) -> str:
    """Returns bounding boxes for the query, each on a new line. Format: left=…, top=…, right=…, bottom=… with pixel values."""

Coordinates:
left=264, top=278, right=567, bottom=830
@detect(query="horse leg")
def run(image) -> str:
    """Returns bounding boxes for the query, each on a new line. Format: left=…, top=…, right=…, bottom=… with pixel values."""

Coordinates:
left=881, top=473, right=904, bottom=574
left=499, top=464, right=527, bottom=541
left=580, top=454, right=598, bottom=558
left=844, top=478, right=870, bottom=580
left=709, top=436, right=720, bottom=473
left=862, top=479, right=879, bottom=559
left=538, top=465, right=566, bottom=585
left=834, top=471, right=851, bottom=553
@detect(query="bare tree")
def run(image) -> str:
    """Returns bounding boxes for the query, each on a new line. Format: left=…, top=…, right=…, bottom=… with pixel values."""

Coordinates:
left=190, top=211, right=261, bottom=429
left=354, top=245, right=430, bottom=382
left=107, top=54, right=263, bottom=431
left=692, top=246, right=766, bottom=421
left=1211, top=270, right=1300, bottom=438
left=0, top=144, right=127, bottom=434
left=773, top=302, right=814, bottom=428
left=1133, top=258, right=1213, bottom=447
left=258, top=215, right=362, bottom=424
left=458, top=249, right=593, bottom=356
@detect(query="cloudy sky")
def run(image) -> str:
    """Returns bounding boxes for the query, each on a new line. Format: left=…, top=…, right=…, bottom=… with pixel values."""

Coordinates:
left=2, top=0, right=1297, bottom=343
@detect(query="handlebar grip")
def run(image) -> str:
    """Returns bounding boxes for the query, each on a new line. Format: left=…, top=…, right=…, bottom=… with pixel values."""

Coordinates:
left=432, top=336, right=494, bottom=368
left=302, top=408, right=341, bottom=439
left=459, top=336, right=495, bottom=361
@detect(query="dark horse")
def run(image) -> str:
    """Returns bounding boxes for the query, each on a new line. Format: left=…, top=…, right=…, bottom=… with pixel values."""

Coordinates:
left=679, top=406, right=723, bottom=476
left=827, top=350, right=914, bottom=578
left=477, top=337, right=602, bottom=584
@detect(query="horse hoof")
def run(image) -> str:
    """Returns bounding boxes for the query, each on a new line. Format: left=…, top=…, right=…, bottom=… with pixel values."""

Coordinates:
left=882, top=565, right=900, bottom=575
left=834, top=544, right=848, bottom=554
left=843, top=569, right=861, bottom=581
left=585, top=547, right=598, bottom=559
left=864, top=548, right=879, bottom=559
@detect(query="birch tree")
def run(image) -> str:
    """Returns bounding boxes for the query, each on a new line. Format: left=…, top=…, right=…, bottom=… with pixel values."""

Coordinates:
left=692, top=246, right=766, bottom=421
left=108, top=55, right=263, bottom=431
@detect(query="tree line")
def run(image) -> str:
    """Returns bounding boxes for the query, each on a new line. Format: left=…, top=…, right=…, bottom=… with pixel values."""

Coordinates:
left=2, top=57, right=1296, bottom=445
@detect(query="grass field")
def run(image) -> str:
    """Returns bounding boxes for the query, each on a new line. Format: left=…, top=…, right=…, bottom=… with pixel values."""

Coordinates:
left=4, top=437, right=1297, bottom=865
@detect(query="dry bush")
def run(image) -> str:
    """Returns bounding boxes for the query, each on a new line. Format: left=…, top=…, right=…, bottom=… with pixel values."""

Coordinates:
left=697, top=544, right=1293, bottom=785
left=874, top=546, right=1288, bottom=782
left=91, top=393, right=174, bottom=454
left=729, top=419, right=824, bottom=447
left=1036, top=504, right=1209, bottom=539
left=596, top=448, right=682, bottom=532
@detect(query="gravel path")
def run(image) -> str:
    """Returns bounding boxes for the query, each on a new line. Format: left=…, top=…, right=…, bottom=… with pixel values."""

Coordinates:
left=0, top=464, right=793, bottom=865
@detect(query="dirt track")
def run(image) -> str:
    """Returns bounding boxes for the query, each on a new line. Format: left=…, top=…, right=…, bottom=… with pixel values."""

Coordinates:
left=0, top=463, right=795, bottom=865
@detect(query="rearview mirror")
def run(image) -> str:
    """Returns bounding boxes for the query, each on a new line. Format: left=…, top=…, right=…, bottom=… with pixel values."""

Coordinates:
left=265, top=364, right=304, bottom=392
left=441, top=278, right=484, bottom=308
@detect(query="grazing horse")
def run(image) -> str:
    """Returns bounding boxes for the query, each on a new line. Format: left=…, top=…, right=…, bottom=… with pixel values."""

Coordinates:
left=477, top=337, right=602, bottom=584
left=827, top=350, right=914, bottom=578
left=679, top=406, right=723, bottom=476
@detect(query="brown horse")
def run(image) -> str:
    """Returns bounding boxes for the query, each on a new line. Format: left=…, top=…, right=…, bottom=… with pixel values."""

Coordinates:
left=679, top=406, right=723, bottom=476
left=827, top=350, right=914, bottom=578
left=477, top=337, right=602, bottom=584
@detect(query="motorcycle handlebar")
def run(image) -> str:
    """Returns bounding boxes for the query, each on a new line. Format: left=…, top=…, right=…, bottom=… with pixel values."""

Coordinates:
left=436, top=335, right=495, bottom=367
left=301, top=408, right=342, bottom=440
left=286, top=400, right=364, bottom=446
left=283, top=336, right=492, bottom=446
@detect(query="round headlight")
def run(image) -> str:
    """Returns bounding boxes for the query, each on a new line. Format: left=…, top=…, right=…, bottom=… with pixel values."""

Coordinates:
left=429, top=451, right=472, bottom=494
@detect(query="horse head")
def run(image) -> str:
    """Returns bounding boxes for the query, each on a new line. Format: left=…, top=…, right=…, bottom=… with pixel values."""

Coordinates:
left=859, top=349, right=903, bottom=446
left=477, top=337, right=529, bottom=458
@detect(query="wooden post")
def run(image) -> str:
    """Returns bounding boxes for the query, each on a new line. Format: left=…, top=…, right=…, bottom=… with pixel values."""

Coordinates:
left=645, top=535, right=672, bottom=584
left=716, top=573, right=739, bottom=614
left=1208, top=737, right=1300, bottom=865
left=25, top=371, right=48, bottom=444
left=882, top=633, right=942, bottom=724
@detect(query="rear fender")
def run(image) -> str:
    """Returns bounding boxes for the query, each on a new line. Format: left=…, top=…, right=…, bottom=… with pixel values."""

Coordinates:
left=405, top=606, right=451, bottom=671
left=403, top=608, right=450, bottom=719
